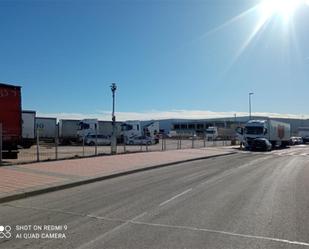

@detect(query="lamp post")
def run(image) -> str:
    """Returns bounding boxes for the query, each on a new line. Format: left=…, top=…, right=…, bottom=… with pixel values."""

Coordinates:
left=249, top=92, right=254, bottom=120
left=111, top=83, right=117, bottom=154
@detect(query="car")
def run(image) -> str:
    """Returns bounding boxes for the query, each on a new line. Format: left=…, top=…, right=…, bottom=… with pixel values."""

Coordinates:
left=297, top=137, right=304, bottom=144
left=85, top=134, right=111, bottom=146
left=290, top=137, right=298, bottom=145
left=251, top=138, right=272, bottom=151
left=126, top=136, right=156, bottom=145
left=290, top=136, right=303, bottom=145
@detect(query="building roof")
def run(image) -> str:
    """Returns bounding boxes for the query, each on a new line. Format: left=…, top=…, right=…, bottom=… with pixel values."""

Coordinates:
left=0, top=82, right=21, bottom=89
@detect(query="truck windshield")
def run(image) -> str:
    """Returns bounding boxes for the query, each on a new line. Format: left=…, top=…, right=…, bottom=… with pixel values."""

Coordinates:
left=245, top=126, right=264, bottom=135
left=78, top=123, right=90, bottom=130
left=122, top=124, right=133, bottom=131
left=206, top=130, right=215, bottom=134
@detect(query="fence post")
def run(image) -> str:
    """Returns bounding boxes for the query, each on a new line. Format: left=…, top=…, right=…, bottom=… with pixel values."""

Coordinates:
left=123, top=135, right=126, bottom=153
left=191, top=132, right=194, bottom=148
left=203, top=132, right=206, bottom=147
left=0, top=123, right=2, bottom=165
left=82, top=135, right=85, bottom=157
left=95, top=124, right=98, bottom=156
left=36, top=128, right=40, bottom=162
left=55, top=124, right=59, bottom=160
left=161, top=135, right=164, bottom=151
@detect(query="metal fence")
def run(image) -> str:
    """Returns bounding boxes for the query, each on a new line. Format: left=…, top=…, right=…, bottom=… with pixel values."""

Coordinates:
left=0, top=128, right=238, bottom=166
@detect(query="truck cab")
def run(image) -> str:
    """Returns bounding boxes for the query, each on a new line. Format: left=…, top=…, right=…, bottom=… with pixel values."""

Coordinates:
left=121, top=121, right=142, bottom=140
left=77, top=119, right=99, bottom=141
left=243, top=120, right=268, bottom=148
left=205, top=127, right=218, bottom=141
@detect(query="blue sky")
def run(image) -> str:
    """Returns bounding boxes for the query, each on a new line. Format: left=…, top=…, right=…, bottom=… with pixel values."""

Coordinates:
left=1, top=0, right=309, bottom=120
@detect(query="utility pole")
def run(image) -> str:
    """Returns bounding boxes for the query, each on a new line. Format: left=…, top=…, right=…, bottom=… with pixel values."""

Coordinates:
left=249, top=92, right=254, bottom=120
left=111, top=83, right=117, bottom=155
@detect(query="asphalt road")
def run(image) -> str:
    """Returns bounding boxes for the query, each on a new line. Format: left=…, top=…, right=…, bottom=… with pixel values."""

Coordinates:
left=0, top=146, right=309, bottom=249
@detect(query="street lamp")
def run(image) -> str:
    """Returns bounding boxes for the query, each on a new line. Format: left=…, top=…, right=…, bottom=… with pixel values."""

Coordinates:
left=110, top=83, right=117, bottom=154
left=249, top=92, right=254, bottom=120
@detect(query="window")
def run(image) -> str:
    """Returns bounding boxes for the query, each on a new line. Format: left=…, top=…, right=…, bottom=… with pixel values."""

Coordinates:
left=188, top=124, right=195, bottom=129
left=174, top=124, right=180, bottom=129
left=196, top=124, right=204, bottom=129
left=245, top=127, right=264, bottom=135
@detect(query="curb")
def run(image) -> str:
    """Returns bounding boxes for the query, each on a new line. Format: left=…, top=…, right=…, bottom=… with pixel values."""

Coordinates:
left=0, top=152, right=236, bottom=204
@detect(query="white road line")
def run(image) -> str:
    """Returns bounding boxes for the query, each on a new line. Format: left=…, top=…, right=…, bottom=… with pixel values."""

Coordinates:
left=131, top=212, right=148, bottom=221
left=130, top=221, right=309, bottom=247
left=77, top=212, right=148, bottom=249
left=301, top=153, right=308, bottom=156
left=7, top=203, right=309, bottom=247
left=159, top=188, right=192, bottom=207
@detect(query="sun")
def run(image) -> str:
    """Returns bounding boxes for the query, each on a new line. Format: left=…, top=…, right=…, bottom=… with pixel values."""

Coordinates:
left=259, top=0, right=302, bottom=21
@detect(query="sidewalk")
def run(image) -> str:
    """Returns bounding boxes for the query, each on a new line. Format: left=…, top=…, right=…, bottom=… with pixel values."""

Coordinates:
left=0, top=147, right=235, bottom=203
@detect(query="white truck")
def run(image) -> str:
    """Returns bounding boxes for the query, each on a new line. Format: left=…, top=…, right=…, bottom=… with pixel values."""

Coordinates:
left=205, top=126, right=236, bottom=141
left=237, top=119, right=291, bottom=149
left=298, top=127, right=309, bottom=143
left=122, top=120, right=159, bottom=140
left=205, top=127, right=218, bottom=141
left=77, top=119, right=99, bottom=141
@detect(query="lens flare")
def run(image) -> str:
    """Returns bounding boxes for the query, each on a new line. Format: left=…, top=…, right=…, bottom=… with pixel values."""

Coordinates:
left=259, top=0, right=302, bottom=21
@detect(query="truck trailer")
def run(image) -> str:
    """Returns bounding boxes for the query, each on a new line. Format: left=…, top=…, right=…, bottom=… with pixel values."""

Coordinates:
left=22, top=110, right=36, bottom=148
left=0, top=83, right=22, bottom=159
left=36, top=117, right=57, bottom=141
left=58, top=119, right=80, bottom=144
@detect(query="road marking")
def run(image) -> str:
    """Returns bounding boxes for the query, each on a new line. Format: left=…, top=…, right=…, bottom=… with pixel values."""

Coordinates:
left=130, top=221, right=309, bottom=247
left=159, top=188, right=192, bottom=207
left=301, top=153, right=308, bottom=156
left=77, top=212, right=148, bottom=249
left=5, top=203, right=309, bottom=247
left=131, top=212, right=148, bottom=221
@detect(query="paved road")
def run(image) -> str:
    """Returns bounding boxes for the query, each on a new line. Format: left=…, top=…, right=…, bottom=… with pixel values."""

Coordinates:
left=0, top=146, right=309, bottom=249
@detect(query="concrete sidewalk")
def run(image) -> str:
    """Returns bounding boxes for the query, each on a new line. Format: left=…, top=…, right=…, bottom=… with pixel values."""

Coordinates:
left=0, top=147, right=235, bottom=203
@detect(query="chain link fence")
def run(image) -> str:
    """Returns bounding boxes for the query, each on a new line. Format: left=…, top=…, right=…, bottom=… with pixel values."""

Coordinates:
left=0, top=128, right=238, bottom=166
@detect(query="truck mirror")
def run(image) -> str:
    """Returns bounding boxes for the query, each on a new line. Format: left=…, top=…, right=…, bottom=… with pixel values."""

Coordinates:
left=236, top=127, right=243, bottom=135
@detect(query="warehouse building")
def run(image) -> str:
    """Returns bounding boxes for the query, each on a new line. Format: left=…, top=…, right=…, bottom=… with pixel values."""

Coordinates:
left=155, top=116, right=309, bottom=136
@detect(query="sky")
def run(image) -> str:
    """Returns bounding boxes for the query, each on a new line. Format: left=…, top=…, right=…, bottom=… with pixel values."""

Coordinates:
left=1, top=0, right=309, bottom=121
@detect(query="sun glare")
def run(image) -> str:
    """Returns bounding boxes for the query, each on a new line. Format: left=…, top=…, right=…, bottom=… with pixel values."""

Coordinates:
left=259, top=0, right=302, bottom=21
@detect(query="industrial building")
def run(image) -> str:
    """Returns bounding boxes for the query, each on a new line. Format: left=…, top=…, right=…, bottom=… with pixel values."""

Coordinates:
left=155, top=116, right=309, bottom=136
